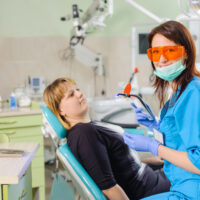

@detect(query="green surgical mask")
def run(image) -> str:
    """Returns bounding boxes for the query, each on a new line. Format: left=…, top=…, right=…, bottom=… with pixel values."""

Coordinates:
left=154, top=60, right=186, bottom=81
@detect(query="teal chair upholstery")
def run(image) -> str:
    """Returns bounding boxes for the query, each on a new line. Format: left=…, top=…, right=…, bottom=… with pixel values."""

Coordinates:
left=42, top=106, right=107, bottom=200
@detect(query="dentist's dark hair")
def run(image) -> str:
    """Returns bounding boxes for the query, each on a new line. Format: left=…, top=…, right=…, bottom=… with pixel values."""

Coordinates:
left=148, top=20, right=200, bottom=107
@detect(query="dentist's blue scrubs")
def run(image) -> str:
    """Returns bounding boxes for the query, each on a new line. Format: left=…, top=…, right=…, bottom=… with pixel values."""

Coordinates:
left=142, top=76, right=200, bottom=200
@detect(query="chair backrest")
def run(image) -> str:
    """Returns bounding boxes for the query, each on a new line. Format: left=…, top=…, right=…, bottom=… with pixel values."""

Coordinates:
left=41, top=106, right=107, bottom=200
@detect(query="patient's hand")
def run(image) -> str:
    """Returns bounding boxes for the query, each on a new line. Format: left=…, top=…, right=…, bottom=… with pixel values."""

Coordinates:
left=102, top=184, right=129, bottom=200
left=141, top=156, right=164, bottom=166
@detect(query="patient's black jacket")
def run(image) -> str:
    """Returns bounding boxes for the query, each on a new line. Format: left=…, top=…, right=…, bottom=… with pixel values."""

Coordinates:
left=67, top=122, right=170, bottom=200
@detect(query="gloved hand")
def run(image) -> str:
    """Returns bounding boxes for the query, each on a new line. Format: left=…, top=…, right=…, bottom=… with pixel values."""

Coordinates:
left=131, top=103, right=160, bottom=131
left=123, top=132, right=161, bottom=156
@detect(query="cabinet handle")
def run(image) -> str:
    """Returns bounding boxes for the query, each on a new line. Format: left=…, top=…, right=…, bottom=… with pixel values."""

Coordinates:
left=0, top=121, right=17, bottom=124
left=0, top=131, right=16, bottom=135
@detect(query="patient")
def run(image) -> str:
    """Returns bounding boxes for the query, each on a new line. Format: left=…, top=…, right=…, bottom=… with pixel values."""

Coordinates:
left=43, top=78, right=170, bottom=200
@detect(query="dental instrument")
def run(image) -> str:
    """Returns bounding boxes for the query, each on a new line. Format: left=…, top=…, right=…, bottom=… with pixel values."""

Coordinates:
left=123, top=67, right=139, bottom=97
left=116, top=93, right=154, bottom=120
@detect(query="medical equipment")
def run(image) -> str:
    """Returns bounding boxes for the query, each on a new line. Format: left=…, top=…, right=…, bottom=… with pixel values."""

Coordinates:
left=177, top=0, right=200, bottom=21
left=25, top=76, right=46, bottom=101
left=67, top=1, right=113, bottom=46
left=124, top=67, right=139, bottom=97
left=18, top=96, right=31, bottom=107
left=89, top=98, right=138, bottom=128
left=61, top=1, right=113, bottom=76
left=0, top=149, right=25, bottom=158
left=31, top=77, right=42, bottom=91
left=101, top=107, right=139, bottom=128
left=41, top=106, right=107, bottom=200
left=116, top=93, right=154, bottom=120
left=131, top=104, right=161, bottom=135
left=177, top=1, right=200, bottom=56
left=12, top=87, right=31, bottom=108
left=124, top=0, right=168, bottom=23
left=147, top=46, right=185, bottom=62
left=72, top=43, right=104, bottom=76
left=125, top=0, right=200, bottom=22
left=189, top=0, right=200, bottom=16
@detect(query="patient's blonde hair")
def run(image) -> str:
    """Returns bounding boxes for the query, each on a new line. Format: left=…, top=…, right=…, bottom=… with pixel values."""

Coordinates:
left=43, top=78, right=76, bottom=130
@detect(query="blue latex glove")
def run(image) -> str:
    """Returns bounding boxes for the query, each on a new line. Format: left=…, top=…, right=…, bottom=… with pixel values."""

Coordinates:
left=131, top=102, right=160, bottom=131
left=123, top=132, right=161, bottom=156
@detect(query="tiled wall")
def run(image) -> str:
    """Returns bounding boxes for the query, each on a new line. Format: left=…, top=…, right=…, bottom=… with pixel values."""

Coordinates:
left=0, top=36, right=132, bottom=98
left=0, top=36, right=160, bottom=113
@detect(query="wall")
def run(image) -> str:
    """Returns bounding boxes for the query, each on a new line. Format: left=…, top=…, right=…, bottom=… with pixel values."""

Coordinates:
left=0, top=0, right=188, bottom=114
left=0, top=36, right=132, bottom=99
left=0, top=0, right=185, bottom=37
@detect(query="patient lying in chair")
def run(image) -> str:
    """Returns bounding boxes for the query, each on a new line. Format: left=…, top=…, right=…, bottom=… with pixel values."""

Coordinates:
left=43, top=77, right=170, bottom=200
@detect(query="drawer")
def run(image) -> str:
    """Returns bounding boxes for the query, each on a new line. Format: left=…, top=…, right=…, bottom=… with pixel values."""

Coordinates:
left=10, top=135, right=44, bottom=157
left=32, top=156, right=45, bottom=168
left=0, top=126, right=42, bottom=138
left=32, top=167, right=45, bottom=187
left=0, top=114, right=42, bottom=129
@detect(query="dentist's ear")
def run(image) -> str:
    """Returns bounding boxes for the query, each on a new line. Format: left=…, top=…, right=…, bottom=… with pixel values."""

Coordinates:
left=182, top=53, right=187, bottom=66
left=184, top=51, right=188, bottom=64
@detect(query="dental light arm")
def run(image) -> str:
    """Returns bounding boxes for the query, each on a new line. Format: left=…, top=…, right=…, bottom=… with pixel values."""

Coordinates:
left=63, top=1, right=112, bottom=76
left=124, top=0, right=169, bottom=23
left=72, top=43, right=104, bottom=76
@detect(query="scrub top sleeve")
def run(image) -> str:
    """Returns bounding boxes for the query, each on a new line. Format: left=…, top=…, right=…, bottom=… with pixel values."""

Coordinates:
left=174, top=88, right=200, bottom=169
left=76, top=125, right=117, bottom=190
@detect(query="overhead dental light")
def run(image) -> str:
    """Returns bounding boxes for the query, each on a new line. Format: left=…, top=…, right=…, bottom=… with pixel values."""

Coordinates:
left=176, top=0, right=200, bottom=21
left=189, top=0, right=200, bottom=16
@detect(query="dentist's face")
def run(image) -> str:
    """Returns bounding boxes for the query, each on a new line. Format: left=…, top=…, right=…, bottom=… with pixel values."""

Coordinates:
left=151, top=34, right=185, bottom=68
left=59, top=86, right=88, bottom=119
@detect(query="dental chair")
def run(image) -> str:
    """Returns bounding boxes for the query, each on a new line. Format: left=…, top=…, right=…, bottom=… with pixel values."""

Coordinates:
left=42, top=106, right=107, bottom=200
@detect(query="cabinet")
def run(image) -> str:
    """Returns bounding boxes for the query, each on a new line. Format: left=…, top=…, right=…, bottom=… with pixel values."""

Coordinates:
left=0, top=110, right=45, bottom=200
left=1, top=166, right=32, bottom=200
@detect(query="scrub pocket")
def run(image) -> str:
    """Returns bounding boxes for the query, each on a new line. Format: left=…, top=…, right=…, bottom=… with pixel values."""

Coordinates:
left=160, top=116, right=179, bottom=149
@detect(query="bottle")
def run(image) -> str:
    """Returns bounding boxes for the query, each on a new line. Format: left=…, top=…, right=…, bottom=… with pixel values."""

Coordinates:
left=0, top=96, right=2, bottom=108
left=10, top=93, right=17, bottom=109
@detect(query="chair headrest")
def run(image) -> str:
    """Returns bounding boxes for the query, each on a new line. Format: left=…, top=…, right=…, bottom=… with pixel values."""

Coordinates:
left=42, top=106, right=67, bottom=139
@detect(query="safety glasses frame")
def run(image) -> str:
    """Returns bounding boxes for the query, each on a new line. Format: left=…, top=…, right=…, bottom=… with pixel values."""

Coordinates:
left=147, top=45, right=185, bottom=62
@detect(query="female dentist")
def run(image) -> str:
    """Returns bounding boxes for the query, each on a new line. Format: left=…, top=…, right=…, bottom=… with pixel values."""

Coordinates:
left=123, top=20, right=200, bottom=200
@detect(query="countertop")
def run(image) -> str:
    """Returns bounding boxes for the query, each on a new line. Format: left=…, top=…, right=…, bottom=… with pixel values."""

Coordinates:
left=0, top=108, right=42, bottom=117
left=0, top=142, right=39, bottom=184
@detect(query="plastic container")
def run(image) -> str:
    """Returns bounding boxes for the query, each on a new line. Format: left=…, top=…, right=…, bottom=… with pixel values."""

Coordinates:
left=10, top=93, right=17, bottom=108
left=0, top=96, right=2, bottom=108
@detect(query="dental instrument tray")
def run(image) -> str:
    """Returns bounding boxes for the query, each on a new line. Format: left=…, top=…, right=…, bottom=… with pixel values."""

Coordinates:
left=0, top=149, right=26, bottom=157
left=116, top=93, right=155, bottom=120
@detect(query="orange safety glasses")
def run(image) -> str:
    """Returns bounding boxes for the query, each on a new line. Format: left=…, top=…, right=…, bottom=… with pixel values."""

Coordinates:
left=147, top=46, right=185, bottom=62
